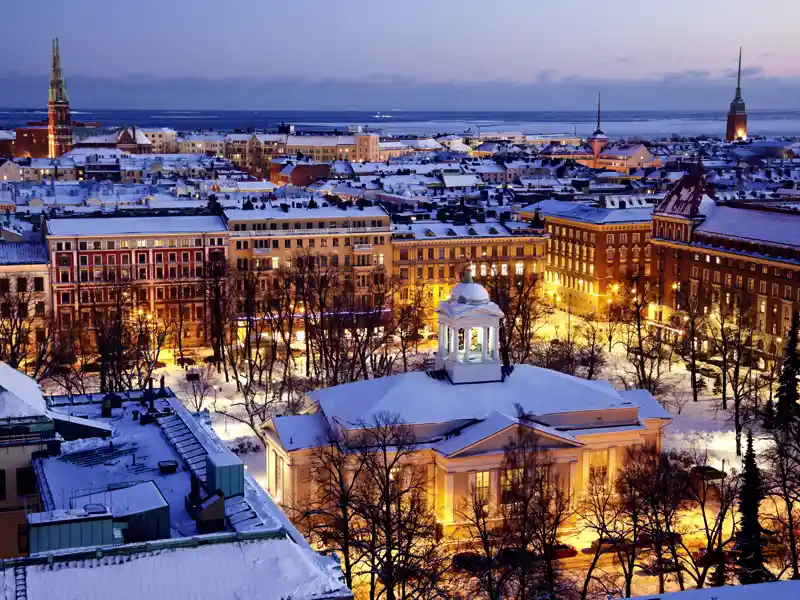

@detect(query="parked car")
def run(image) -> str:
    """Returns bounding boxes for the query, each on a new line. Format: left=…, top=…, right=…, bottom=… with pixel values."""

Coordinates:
left=692, top=548, right=736, bottom=568
left=497, top=548, right=538, bottom=568
left=451, top=552, right=486, bottom=574
left=176, top=357, right=196, bottom=366
left=590, top=536, right=627, bottom=552
left=640, top=531, right=683, bottom=548
left=550, top=543, right=578, bottom=560
left=639, top=557, right=681, bottom=576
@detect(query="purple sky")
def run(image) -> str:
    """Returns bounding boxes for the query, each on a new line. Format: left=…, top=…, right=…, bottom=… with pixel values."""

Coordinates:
left=2, top=0, right=800, bottom=109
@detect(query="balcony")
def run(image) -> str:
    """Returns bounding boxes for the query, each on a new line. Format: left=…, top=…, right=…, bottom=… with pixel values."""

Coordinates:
left=253, top=248, right=272, bottom=255
left=353, top=243, right=373, bottom=252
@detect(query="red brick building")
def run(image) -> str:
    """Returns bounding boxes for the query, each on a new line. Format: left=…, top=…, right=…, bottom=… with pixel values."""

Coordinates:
left=652, top=174, right=800, bottom=354
left=520, top=199, right=654, bottom=314
left=269, top=161, right=331, bottom=187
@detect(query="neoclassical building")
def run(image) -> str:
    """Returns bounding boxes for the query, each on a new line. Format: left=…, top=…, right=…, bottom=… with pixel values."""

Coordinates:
left=263, top=275, right=670, bottom=534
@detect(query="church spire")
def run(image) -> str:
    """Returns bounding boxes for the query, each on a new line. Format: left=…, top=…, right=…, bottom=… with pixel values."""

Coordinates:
left=725, top=47, right=747, bottom=141
left=49, top=37, right=68, bottom=104
left=48, top=38, right=73, bottom=158
left=596, top=91, right=601, bottom=132
left=735, top=47, right=743, bottom=100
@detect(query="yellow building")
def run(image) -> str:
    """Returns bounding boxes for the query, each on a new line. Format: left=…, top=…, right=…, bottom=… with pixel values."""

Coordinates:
left=225, top=202, right=392, bottom=310
left=263, top=277, right=670, bottom=535
left=391, top=219, right=548, bottom=329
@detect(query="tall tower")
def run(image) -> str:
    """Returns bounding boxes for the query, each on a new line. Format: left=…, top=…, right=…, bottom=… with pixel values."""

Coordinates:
left=587, top=92, right=609, bottom=162
left=725, top=48, right=747, bottom=142
left=48, top=38, right=73, bottom=158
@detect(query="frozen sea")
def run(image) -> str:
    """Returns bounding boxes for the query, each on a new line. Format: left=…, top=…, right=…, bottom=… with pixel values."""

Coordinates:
left=2, top=108, right=800, bottom=139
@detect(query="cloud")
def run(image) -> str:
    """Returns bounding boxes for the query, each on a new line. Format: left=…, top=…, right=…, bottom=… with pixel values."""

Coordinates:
left=1, top=71, right=800, bottom=111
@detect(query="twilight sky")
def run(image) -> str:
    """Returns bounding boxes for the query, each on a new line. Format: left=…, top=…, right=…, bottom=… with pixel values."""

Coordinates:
left=2, top=0, right=800, bottom=110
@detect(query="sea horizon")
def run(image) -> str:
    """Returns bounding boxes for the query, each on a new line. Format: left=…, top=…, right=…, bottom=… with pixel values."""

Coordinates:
left=3, top=107, right=800, bottom=139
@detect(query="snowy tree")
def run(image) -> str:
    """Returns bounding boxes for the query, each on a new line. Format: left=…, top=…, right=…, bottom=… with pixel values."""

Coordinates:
left=737, top=430, right=772, bottom=585
left=776, top=311, right=800, bottom=429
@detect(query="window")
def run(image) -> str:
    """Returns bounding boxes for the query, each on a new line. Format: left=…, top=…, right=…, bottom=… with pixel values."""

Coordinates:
left=16, top=467, right=36, bottom=497
left=606, top=234, right=614, bottom=244
left=515, top=262, right=524, bottom=276
left=588, top=449, right=609, bottom=486
left=0, top=470, right=5, bottom=501
left=475, top=471, right=490, bottom=503
left=501, top=468, right=522, bottom=504
left=34, top=277, right=44, bottom=292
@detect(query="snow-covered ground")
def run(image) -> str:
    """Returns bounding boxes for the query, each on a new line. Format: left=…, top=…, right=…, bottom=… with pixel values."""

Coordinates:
left=158, top=363, right=270, bottom=491
left=156, top=309, right=758, bottom=493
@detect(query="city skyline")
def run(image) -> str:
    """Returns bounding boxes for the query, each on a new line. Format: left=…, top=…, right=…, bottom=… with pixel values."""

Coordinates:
left=2, top=0, right=800, bottom=110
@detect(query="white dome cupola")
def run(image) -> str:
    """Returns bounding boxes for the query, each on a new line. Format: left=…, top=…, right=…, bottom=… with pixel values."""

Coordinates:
left=435, top=271, right=504, bottom=384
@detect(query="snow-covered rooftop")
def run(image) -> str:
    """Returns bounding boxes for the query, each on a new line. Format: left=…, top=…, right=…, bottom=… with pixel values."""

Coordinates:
left=0, top=363, right=48, bottom=420
left=528, top=199, right=654, bottom=224
left=310, top=364, right=666, bottom=430
left=637, top=580, right=800, bottom=600
left=46, top=215, right=227, bottom=236
left=696, top=205, right=800, bottom=249
left=0, top=242, right=48, bottom=265
left=1, top=533, right=351, bottom=600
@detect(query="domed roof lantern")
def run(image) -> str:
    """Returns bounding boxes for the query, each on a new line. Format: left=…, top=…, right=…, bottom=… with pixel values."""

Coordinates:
left=449, top=269, right=491, bottom=305
left=435, top=270, right=505, bottom=384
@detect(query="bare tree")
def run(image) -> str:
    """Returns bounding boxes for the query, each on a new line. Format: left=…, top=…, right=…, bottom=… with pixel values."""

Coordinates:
left=616, top=277, right=673, bottom=397
left=179, top=364, right=216, bottom=412
left=678, top=448, right=739, bottom=589
left=298, top=434, right=367, bottom=591
left=0, top=276, right=47, bottom=371
left=716, top=301, right=760, bottom=456
left=578, top=313, right=607, bottom=380
left=482, top=270, right=551, bottom=366
left=352, top=412, right=445, bottom=600
left=670, top=282, right=708, bottom=403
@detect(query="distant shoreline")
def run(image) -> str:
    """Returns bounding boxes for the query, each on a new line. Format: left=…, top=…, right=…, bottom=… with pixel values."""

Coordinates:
left=3, top=108, right=800, bottom=139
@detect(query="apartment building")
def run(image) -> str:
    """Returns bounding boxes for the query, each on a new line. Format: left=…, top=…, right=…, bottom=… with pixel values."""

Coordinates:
left=652, top=173, right=800, bottom=355
left=45, top=215, right=227, bottom=342
left=521, top=198, right=654, bottom=314
left=0, top=364, right=54, bottom=558
left=392, top=219, right=548, bottom=329
left=177, top=133, right=225, bottom=157
left=0, top=243, right=50, bottom=366
left=142, top=128, right=178, bottom=154
left=225, top=202, right=391, bottom=310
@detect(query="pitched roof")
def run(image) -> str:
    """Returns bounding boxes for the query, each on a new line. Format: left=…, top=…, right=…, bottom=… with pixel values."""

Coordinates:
left=653, top=173, right=715, bottom=218
left=312, top=364, right=649, bottom=428
left=0, top=363, right=48, bottom=419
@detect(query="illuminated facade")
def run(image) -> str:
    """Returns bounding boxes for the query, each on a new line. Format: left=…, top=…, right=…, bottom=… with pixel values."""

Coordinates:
left=263, top=276, right=670, bottom=534
left=47, top=39, right=73, bottom=159
left=725, top=48, right=748, bottom=142
left=520, top=199, right=654, bottom=315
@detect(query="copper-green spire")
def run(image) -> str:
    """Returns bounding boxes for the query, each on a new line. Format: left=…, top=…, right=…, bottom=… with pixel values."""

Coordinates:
left=49, top=38, right=69, bottom=104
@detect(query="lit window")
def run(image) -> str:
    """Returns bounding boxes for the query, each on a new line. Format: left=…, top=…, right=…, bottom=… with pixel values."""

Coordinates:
left=475, top=471, right=490, bottom=503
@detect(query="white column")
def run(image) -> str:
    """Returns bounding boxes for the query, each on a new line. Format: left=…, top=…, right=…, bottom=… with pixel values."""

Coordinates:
left=445, top=472, right=455, bottom=524
left=463, top=327, right=471, bottom=362
left=439, top=324, right=446, bottom=355
left=450, top=327, right=457, bottom=360
left=493, top=327, right=500, bottom=361
left=482, top=327, right=489, bottom=360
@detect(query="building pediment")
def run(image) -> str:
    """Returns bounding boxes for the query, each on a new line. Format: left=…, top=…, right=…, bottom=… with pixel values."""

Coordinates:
left=434, top=411, right=583, bottom=458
